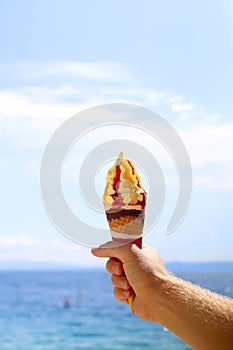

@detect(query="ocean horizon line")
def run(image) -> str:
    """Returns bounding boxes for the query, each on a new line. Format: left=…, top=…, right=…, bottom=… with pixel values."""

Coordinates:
left=0, top=260, right=233, bottom=271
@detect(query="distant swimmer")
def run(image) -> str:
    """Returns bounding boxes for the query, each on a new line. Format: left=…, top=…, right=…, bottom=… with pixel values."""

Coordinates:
left=63, top=297, right=72, bottom=308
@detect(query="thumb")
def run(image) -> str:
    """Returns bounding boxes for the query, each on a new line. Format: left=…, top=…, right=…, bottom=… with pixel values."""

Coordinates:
left=91, top=241, right=138, bottom=262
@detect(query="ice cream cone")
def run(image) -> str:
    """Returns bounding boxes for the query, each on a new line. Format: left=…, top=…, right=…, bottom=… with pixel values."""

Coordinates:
left=102, top=152, right=147, bottom=313
left=106, top=209, right=144, bottom=242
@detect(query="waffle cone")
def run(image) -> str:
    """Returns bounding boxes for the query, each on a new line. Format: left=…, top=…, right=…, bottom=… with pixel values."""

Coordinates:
left=106, top=209, right=144, bottom=241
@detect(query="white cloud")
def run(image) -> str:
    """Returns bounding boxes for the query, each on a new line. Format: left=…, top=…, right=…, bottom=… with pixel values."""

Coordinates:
left=0, top=235, right=40, bottom=247
left=172, top=102, right=195, bottom=112
left=1, top=60, right=233, bottom=191
left=169, top=95, right=186, bottom=103
left=0, top=235, right=104, bottom=267
left=181, top=124, right=233, bottom=166
left=0, top=61, right=135, bottom=82
left=202, top=113, right=221, bottom=123
left=195, top=171, right=233, bottom=190
left=179, top=123, right=233, bottom=190
left=0, top=89, right=83, bottom=120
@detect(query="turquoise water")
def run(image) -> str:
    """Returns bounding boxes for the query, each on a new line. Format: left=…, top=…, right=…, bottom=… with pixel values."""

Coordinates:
left=0, top=270, right=232, bottom=350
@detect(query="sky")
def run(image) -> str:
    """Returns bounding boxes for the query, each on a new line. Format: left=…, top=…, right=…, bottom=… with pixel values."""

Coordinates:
left=0, top=0, right=233, bottom=268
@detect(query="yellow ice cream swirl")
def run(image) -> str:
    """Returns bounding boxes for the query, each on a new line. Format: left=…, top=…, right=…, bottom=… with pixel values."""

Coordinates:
left=102, top=152, right=147, bottom=211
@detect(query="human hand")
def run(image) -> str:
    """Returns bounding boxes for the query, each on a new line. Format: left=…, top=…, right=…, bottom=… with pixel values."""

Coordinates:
left=91, top=242, right=169, bottom=321
left=92, top=242, right=233, bottom=349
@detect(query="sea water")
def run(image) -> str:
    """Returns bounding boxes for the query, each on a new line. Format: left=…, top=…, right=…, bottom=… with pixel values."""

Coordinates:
left=0, top=269, right=232, bottom=350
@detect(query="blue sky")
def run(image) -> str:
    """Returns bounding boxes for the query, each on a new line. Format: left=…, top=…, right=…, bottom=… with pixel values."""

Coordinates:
left=0, top=0, right=233, bottom=267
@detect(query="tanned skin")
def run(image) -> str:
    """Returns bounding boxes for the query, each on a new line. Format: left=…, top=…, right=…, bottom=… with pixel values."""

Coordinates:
left=92, top=242, right=233, bottom=350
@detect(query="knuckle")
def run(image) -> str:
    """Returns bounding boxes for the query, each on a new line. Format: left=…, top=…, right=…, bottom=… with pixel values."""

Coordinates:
left=113, top=287, right=128, bottom=302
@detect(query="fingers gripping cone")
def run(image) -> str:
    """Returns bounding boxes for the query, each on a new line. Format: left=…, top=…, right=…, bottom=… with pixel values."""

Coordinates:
left=102, top=152, right=147, bottom=313
left=107, top=210, right=144, bottom=312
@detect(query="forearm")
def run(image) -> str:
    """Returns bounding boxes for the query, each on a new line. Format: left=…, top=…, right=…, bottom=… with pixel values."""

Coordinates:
left=91, top=243, right=233, bottom=349
left=151, top=273, right=233, bottom=350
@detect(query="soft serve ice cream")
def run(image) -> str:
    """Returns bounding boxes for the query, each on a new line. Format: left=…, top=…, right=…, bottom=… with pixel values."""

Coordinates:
left=102, top=152, right=147, bottom=240
left=102, top=152, right=146, bottom=211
